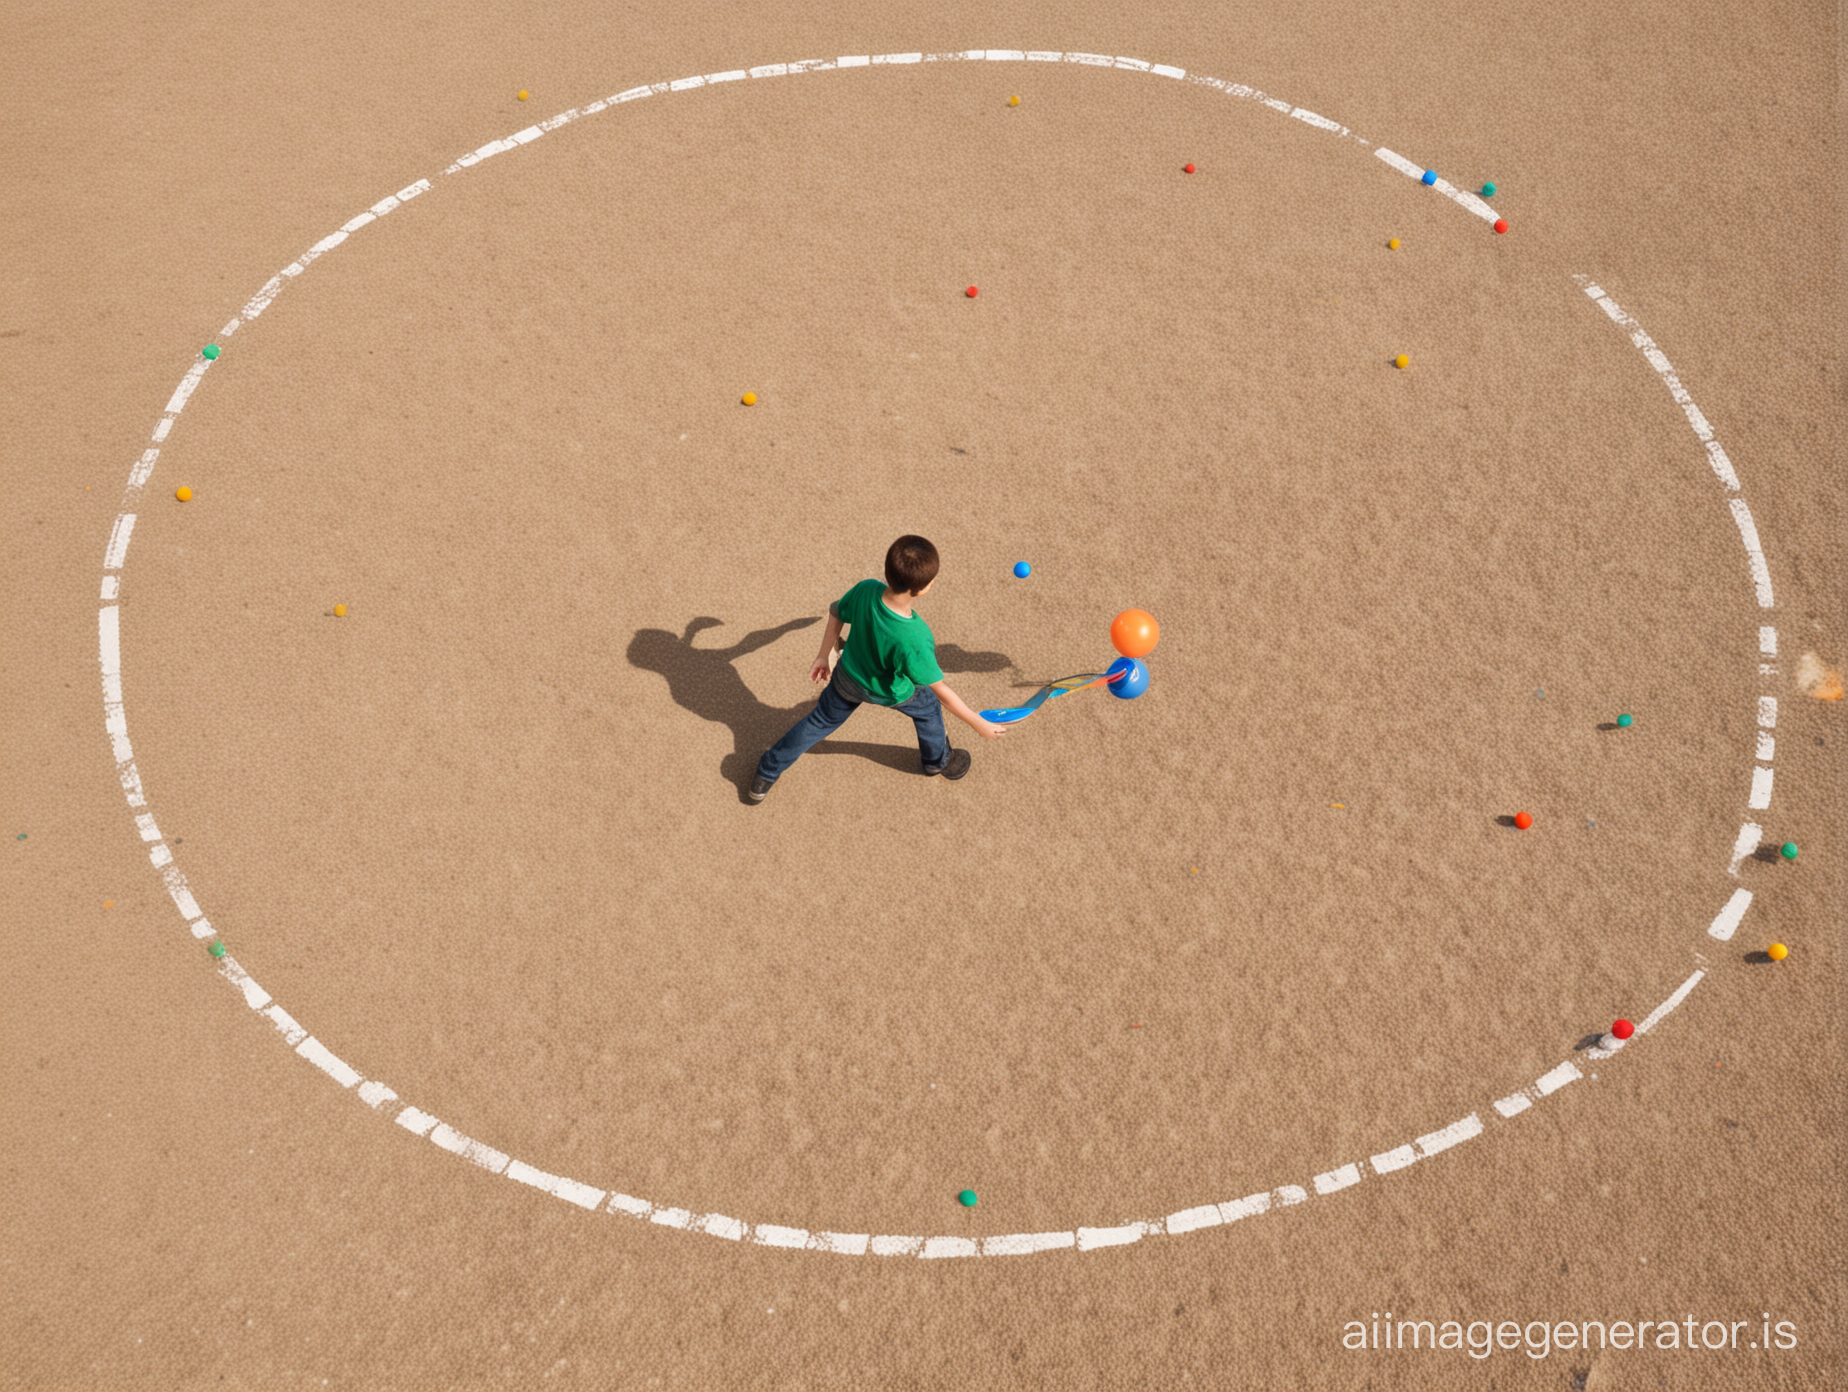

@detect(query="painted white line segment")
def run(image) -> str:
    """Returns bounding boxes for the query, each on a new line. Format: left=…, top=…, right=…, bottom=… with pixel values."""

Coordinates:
left=507, top=1159, right=607, bottom=1211
left=1707, top=888, right=1753, bottom=941
left=1755, top=731, right=1775, bottom=761
left=1313, top=1163, right=1364, bottom=1194
left=104, top=513, right=137, bottom=568
left=1370, top=1143, right=1418, bottom=1175
left=1749, top=766, right=1774, bottom=809
left=1164, top=1203, right=1225, bottom=1234
left=297, top=1036, right=362, bottom=1088
left=1535, top=1062, right=1582, bottom=1097
left=1758, top=696, right=1778, bottom=728
left=357, top=1080, right=398, bottom=1109
left=1635, top=971, right=1704, bottom=1035
left=216, top=955, right=271, bottom=1010
left=262, top=1003, right=308, bottom=1046
left=983, top=1230, right=1076, bottom=1255
left=94, top=46, right=1781, bottom=1261
left=1729, top=822, right=1763, bottom=875
left=1417, top=1114, right=1484, bottom=1157
left=1077, top=1223, right=1153, bottom=1251
left=697, top=1213, right=746, bottom=1241
left=1728, top=499, right=1775, bottom=607
left=1705, top=441, right=1741, bottom=490
left=428, top=1122, right=511, bottom=1173
left=755, top=1223, right=810, bottom=1249
left=1221, top=1191, right=1275, bottom=1222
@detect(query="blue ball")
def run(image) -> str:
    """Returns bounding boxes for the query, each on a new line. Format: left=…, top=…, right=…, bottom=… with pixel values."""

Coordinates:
left=1421, top=169, right=1437, bottom=186
left=1013, top=561, right=1031, bottom=578
left=1106, top=656, right=1148, bottom=700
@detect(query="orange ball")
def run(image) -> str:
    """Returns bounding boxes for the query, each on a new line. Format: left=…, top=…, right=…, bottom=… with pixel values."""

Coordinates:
left=1110, top=609, right=1160, bottom=659
left=1513, top=811, right=1533, bottom=830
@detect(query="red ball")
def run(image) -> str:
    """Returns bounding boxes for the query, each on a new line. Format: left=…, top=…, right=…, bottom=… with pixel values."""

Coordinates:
left=1183, top=163, right=1196, bottom=174
left=1611, top=1019, right=1634, bottom=1040
left=1493, top=219, right=1508, bottom=234
left=1513, top=811, right=1533, bottom=830
left=965, top=285, right=979, bottom=298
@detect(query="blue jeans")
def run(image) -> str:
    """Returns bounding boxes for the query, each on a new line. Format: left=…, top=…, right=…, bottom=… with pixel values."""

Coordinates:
left=756, top=667, right=950, bottom=783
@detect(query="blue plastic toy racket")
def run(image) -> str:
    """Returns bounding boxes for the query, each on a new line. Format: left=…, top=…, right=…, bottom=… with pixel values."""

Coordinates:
left=980, top=659, right=1138, bottom=724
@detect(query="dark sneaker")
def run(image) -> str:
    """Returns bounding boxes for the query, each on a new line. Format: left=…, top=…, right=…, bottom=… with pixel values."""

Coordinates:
left=926, top=748, right=972, bottom=780
left=746, top=773, right=774, bottom=803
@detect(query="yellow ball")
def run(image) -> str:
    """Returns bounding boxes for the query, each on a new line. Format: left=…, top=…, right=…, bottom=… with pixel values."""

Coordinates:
left=1387, top=237, right=1400, bottom=250
left=1008, top=95, right=1020, bottom=107
left=1394, top=354, right=1409, bottom=369
left=741, top=392, right=757, bottom=406
left=175, top=486, right=193, bottom=501
left=517, top=90, right=530, bottom=101
left=1768, top=942, right=1788, bottom=961
left=333, top=604, right=347, bottom=618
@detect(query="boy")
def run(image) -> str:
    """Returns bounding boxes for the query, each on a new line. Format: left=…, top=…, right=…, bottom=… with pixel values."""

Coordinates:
left=748, top=535, right=1008, bottom=802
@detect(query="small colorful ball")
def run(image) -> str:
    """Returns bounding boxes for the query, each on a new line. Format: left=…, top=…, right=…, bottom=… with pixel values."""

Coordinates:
left=1421, top=170, right=1437, bottom=186
left=1493, top=219, right=1509, bottom=234
left=208, top=940, right=226, bottom=958
left=517, top=90, right=530, bottom=101
left=1611, top=1019, right=1634, bottom=1040
left=958, top=1189, right=978, bottom=1207
left=333, top=604, right=347, bottom=617
left=202, top=344, right=220, bottom=360
left=1780, top=842, right=1799, bottom=861
left=741, top=392, right=757, bottom=406
left=1008, top=95, right=1019, bottom=107
left=1617, top=712, right=1634, bottom=728
left=1767, top=942, right=1788, bottom=961
left=1394, top=354, right=1410, bottom=369
left=1183, top=163, right=1196, bottom=174
left=1012, top=561, right=1030, bottom=578
left=175, top=486, right=193, bottom=501
left=1107, top=656, right=1149, bottom=700
left=1110, top=609, right=1160, bottom=659
left=1482, top=181, right=1497, bottom=197
left=1387, top=237, right=1400, bottom=250
left=1513, top=811, right=1533, bottom=830
left=965, top=285, right=979, bottom=298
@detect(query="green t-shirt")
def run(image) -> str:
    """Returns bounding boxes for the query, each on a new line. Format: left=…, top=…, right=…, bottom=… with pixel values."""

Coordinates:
left=831, top=578, right=943, bottom=704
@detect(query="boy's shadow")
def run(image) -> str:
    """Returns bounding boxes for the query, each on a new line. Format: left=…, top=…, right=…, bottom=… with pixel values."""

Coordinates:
left=627, top=617, right=1014, bottom=799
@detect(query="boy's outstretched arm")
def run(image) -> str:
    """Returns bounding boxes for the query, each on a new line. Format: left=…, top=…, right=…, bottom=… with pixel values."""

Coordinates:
left=809, top=613, right=845, bottom=683
left=930, top=680, right=1009, bottom=739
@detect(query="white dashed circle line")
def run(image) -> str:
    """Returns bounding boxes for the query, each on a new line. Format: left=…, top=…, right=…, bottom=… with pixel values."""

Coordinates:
left=96, top=49, right=1782, bottom=1258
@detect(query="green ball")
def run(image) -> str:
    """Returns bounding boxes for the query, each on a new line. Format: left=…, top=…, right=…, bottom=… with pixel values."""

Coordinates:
left=1617, top=713, right=1634, bottom=728
left=957, top=1189, right=978, bottom=1208
left=1482, top=181, right=1497, bottom=197
left=1780, top=842, right=1799, bottom=861
left=208, top=940, right=227, bottom=957
left=202, top=344, right=220, bottom=360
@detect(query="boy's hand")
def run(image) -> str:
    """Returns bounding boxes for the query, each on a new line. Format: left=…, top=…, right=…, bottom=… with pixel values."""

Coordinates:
left=811, top=613, right=846, bottom=684
left=930, top=681, right=1010, bottom=739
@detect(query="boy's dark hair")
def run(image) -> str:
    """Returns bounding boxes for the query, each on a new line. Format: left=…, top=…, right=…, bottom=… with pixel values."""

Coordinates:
left=884, top=535, right=940, bottom=595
